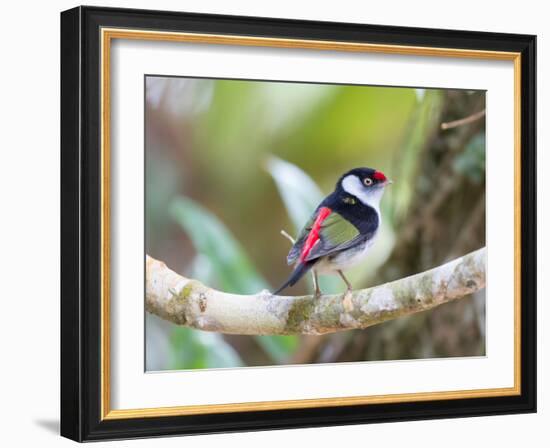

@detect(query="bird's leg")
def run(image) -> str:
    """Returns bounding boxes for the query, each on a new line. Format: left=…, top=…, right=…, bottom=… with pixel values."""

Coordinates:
left=311, top=269, right=322, bottom=299
left=337, top=269, right=353, bottom=292
left=337, top=270, right=354, bottom=312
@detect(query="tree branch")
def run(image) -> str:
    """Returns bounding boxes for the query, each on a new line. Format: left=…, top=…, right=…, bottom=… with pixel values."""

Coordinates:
left=146, top=247, right=486, bottom=335
left=440, top=109, right=486, bottom=130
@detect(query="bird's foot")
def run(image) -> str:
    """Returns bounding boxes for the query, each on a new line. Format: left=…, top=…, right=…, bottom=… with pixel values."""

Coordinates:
left=342, top=288, right=354, bottom=313
left=313, top=288, right=323, bottom=300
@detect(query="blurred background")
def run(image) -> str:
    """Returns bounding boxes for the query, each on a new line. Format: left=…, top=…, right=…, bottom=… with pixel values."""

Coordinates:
left=145, top=76, right=486, bottom=371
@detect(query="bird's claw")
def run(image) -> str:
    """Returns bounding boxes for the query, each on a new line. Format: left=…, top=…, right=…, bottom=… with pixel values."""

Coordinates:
left=342, top=289, right=354, bottom=312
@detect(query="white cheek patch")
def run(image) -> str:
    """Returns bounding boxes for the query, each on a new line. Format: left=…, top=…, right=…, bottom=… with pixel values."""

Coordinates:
left=341, top=174, right=383, bottom=210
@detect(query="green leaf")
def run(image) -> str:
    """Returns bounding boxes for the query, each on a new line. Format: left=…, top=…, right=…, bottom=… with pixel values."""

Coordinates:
left=255, top=335, right=299, bottom=364
left=264, top=155, right=324, bottom=232
left=170, top=196, right=267, bottom=294
left=170, top=327, right=243, bottom=370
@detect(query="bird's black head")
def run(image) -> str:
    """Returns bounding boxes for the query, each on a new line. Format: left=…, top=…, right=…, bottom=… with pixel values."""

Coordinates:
left=334, top=167, right=392, bottom=208
left=336, top=167, right=390, bottom=189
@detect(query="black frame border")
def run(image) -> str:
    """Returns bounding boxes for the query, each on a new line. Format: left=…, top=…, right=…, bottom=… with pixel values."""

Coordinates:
left=61, top=5, right=536, bottom=442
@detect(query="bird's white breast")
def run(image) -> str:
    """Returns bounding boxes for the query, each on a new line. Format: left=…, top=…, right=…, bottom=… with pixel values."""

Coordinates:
left=314, top=234, right=377, bottom=274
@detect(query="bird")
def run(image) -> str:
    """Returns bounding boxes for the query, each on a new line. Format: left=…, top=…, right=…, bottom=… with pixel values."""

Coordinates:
left=273, top=167, right=392, bottom=301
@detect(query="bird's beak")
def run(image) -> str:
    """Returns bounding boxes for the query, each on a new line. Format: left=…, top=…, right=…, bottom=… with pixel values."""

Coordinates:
left=386, top=179, right=394, bottom=186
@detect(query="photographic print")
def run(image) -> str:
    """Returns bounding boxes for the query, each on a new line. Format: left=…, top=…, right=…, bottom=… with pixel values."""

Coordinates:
left=144, top=76, right=487, bottom=371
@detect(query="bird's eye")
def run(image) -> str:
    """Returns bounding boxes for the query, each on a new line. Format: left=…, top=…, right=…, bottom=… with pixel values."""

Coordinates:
left=364, top=178, right=373, bottom=186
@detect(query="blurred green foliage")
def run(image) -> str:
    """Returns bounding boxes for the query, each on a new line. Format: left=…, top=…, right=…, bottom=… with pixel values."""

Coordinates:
left=265, top=155, right=323, bottom=232
left=171, top=196, right=299, bottom=366
left=170, top=327, right=243, bottom=370
left=388, top=90, right=444, bottom=224
left=171, top=197, right=267, bottom=294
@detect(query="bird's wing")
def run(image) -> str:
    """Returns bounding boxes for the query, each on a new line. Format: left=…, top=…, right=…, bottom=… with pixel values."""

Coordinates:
left=304, top=210, right=362, bottom=261
left=286, top=212, right=317, bottom=265
left=287, top=207, right=361, bottom=264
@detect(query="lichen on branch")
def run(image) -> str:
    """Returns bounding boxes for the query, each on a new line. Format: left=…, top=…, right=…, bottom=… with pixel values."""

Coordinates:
left=145, top=247, right=486, bottom=335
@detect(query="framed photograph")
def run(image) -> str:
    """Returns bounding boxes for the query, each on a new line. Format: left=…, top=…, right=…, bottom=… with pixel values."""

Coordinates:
left=60, top=6, right=536, bottom=441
